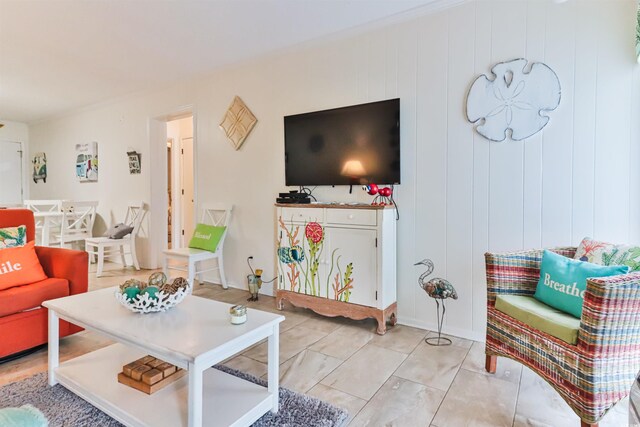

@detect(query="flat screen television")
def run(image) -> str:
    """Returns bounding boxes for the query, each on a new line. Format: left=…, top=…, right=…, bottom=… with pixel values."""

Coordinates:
left=284, top=98, right=400, bottom=186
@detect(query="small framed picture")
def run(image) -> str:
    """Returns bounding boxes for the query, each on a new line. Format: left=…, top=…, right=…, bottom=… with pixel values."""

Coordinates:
left=127, top=151, right=141, bottom=174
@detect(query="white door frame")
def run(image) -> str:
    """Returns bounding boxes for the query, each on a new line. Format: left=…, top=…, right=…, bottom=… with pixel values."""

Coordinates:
left=0, top=139, right=29, bottom=204
left=148, top=107, right=198, bottom=269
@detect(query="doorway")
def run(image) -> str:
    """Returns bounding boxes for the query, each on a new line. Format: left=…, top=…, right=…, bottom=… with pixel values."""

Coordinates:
left=166, top=116, right=195, bottom=249
left=0, top=141, right=24, bottom=205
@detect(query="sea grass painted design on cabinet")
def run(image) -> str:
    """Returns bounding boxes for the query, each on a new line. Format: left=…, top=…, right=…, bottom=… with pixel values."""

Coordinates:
left=275, top=204, right=398, bottom=334
left=277, top=218, right=354, bottom=302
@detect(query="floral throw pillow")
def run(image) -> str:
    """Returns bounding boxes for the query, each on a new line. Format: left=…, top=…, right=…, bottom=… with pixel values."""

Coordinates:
left=574, top=237, right=640, bottom=272
left=0, top=225, right=27, bottom=249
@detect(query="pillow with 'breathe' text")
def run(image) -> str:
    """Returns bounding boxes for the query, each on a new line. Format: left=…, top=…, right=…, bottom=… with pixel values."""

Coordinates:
left=188, top=224, right=226, bottom=252
left=534, top=249, right=629, bottom=318
left=0, top=241, right=47, bottom=291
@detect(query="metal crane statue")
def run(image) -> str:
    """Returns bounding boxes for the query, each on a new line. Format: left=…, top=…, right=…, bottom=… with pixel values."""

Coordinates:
left=415, top=259, right=458, bottom=346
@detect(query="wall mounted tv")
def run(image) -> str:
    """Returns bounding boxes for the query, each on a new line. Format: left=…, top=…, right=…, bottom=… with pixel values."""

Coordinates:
left=284, top=98, right=400, bottom=186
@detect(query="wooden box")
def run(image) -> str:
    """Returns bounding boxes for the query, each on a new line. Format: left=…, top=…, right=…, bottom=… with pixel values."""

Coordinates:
left=117, top=355, right=186, bottom=395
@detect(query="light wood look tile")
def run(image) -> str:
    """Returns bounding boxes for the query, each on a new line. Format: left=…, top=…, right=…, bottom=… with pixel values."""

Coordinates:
left=0, top=263, right=630, bottom=427
left=320, top=344, right=407, bottom=400
left=350, top=376, right=445, bottom=427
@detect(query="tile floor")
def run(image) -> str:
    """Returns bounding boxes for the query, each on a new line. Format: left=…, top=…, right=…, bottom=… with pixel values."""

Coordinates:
left=0, top=264, right=631, bottom=426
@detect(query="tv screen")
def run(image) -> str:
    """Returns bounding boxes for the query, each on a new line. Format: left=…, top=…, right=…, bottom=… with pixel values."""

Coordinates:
left=284, top=99, right=400, bottom=186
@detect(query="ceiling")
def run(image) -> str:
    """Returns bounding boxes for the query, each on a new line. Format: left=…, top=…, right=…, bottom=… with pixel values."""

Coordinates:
left=0, top=0, right=443, bottom=123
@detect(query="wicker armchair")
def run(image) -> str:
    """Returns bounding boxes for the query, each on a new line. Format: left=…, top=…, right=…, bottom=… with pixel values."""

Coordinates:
left=485, top=247, right=640, bottom=427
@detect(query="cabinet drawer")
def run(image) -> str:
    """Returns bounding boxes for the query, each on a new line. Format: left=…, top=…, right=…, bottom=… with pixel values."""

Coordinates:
left=280, top=208, right=324, bottom=224
left=326, top=209, right=377, bottom=226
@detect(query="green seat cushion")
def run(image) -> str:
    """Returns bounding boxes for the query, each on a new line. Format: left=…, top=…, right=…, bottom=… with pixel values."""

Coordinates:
left=495, top=295, right=581, bottom=345
left=188, top=223, right=226, bottom=252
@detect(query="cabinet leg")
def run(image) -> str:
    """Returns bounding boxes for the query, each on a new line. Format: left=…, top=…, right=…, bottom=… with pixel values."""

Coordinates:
left=275, top=294, right=284, bottom=311
left=376, top=313, right=387, bottom=335
left=389, top=312, right=397, bottom=326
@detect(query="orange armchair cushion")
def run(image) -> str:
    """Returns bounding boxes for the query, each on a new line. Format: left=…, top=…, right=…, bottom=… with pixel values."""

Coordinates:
left=0, top=242, right=47, bottom=290
left=0, top=278, right=69, bottom=317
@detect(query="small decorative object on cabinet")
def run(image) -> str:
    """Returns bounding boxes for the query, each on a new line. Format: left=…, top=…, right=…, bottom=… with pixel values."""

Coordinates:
left=415, top=259, right=458, bottom=346
left=276, top=203, right=397, bottom=334
left=362, top=183, right=394, bottom=206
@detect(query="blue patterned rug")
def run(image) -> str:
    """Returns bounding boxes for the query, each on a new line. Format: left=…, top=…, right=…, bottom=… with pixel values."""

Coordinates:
left=0, top=365, right=348, bottom=426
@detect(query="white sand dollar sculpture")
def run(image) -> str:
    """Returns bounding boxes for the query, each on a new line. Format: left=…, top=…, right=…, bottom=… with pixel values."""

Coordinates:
left=466, top=58, right=561, bottom=142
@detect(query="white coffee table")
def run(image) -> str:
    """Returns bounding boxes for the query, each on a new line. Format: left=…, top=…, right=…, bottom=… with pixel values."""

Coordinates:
left=43, top=287, right=284, bottom=427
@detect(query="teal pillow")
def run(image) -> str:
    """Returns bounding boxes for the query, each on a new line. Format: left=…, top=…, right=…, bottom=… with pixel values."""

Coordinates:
left=0, top=404, right=48, bottom=427
left=188, top=224, right=226, bottom=252
left=534, top=250, right=630, bottom=318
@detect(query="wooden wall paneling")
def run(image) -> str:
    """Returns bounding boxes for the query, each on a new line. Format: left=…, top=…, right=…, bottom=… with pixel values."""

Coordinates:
left=444, top=3, right=475, bottom=332
left=593, top=3, right=633, bottom=242
left=541, top=2, right=576, bottom=247
left=630, top=67, right=640, bottom=243
left=471, top=2, right=492, bottom=337
left=487, top=1, right=527, bottom=253
left=571, top=2, right=599, bottom=245
left=413, top=13, right=449, bottom=326
left=522, top=1, right=547, bottom=250
left=356, top=35, right=369, bottom=100
left=367, top=30, right=387, bottom=101
left=395, top=21, right=419, bottom=322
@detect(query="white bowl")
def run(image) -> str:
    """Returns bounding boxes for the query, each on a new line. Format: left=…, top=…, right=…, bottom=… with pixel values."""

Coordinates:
left=115, top=285, right=190, bottom=313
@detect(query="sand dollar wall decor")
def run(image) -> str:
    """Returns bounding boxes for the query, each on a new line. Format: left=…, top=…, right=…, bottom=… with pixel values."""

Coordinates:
left=219, top=96, right=257, bottom=150
left=466, top=58, right=561, bottom=142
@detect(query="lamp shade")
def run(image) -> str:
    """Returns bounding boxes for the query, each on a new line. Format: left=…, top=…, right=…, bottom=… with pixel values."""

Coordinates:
left=341, top=160, right=366, bottom=178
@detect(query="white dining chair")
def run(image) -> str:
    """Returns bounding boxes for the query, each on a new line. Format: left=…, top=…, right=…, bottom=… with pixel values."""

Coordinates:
left=85, top=201, right=145, bottom=277
left=162, top=203, right=233, bottom=288
left=24, top=199, right=63, bottom=246
left=51, top=200, right=98, bottom=248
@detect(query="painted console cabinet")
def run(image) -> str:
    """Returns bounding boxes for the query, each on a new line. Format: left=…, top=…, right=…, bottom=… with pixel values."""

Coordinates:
left=275, top=204, right=397, bottom=334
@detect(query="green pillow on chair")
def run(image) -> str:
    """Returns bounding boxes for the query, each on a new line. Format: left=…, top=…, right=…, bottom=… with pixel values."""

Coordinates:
left=534, top=249, right=629, bottom=318
left=188, top=223, right=226, bottom=252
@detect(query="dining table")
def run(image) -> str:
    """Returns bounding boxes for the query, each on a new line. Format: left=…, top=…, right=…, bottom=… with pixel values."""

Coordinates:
left=33, top=211, right=63, bottom=246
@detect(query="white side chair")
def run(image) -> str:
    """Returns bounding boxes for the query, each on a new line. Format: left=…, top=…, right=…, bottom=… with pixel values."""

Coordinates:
left=85, top=201, right=146, bottom=277
left=24, top=199, right=63, bottom=246
left=162, top=203, right=233, bottom=288
left=51, top=200, right=97, bottom=248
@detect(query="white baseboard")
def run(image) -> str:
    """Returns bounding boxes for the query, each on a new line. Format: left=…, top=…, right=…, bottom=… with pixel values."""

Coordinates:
left=397, top=316, right=486, bottom=343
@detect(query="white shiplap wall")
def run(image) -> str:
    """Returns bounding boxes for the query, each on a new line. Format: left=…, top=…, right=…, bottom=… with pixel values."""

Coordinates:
left=29, top=0, right=640, bottom=341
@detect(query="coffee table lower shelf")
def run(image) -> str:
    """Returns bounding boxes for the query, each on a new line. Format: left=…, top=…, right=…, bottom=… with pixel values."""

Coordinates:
left=54, top=343, right=273, bottom=427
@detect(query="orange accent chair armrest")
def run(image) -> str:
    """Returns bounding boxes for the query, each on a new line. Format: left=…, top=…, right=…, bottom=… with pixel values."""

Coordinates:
left=35, top=246, right=88, bottom=296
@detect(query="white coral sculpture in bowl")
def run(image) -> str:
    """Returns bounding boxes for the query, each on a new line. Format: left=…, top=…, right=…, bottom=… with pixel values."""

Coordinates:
left=115, top=274, right=191, bottom=314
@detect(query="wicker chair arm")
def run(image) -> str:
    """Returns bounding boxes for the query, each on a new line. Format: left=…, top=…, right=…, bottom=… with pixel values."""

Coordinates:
left=485, top=247, right=577, bottom=302
left=579, top=272, right=640, bottom=354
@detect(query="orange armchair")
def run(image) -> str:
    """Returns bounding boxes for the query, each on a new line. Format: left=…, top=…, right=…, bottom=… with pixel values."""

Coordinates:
left=0, top=209, right=87, bottom=359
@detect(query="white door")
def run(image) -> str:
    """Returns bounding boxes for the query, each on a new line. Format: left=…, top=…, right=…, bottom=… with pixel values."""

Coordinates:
left=0, top=141, right=23, bottom=205
left=325, top=227, right=378, bottom=307
left=180, top=137, right=195, bottom=246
